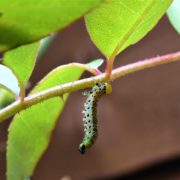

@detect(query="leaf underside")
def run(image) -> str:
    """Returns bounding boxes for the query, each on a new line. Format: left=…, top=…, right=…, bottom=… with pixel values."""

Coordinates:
left=7, top=65, right=84, bottom=180
left=3, top=42, right=40, bottom=90
left=85, top=0, right=173, bottom=58
left=0, top=0, right=103, bottom=52
left=167, top=0, right=180, bottom=34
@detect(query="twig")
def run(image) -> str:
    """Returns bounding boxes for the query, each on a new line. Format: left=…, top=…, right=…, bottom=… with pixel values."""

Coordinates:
left=0, top=51, right=180, bottom=122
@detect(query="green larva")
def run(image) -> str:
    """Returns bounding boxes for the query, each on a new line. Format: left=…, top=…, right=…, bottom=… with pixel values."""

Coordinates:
left=79, top=83, right=112, bottom=154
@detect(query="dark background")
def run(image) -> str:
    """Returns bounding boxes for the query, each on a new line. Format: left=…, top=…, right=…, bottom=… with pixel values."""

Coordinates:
left=1, top=15, right=180, bottom=180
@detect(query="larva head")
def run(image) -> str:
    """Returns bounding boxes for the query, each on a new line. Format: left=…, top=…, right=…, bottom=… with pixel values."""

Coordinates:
left=79, top=144, right=86, bottom=154
left=105, top=83, right=112, bottom=94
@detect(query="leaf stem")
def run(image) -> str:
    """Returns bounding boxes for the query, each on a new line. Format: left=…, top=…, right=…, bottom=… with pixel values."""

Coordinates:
left=0, top=51, right=180, bottom=122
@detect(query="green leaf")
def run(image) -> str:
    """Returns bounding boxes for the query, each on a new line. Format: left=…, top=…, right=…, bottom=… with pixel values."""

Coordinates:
left=37, top=34, right=57, bottom=60
left=3, top=42, right=40, bottom=93
left=7, top=64, right=84, bottom=180
left=87, top=58, right=104, bottom=69
left=0, top=64, right=20, bottom=95
left=85, top=0, right=173, bottom=58
left=0, top=88, right=15, bottom=109
left=0, top=0, right=103, bottom=52
left=167, top=0, right=180, bottom=34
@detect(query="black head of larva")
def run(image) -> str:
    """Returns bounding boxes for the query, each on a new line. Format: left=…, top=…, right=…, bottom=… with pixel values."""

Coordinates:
left=79, top=144, right=86, bottom=154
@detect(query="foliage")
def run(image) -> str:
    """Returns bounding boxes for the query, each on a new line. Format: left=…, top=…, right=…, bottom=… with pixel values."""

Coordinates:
left=7, top=65, right=84, bottom=180
left=3, top=42, right=40, bottom=97
left=85, top=0, right=172, bottom=58
left=0, top=0, right=178, bottom=179
left=0, top=0, right=103, bottom=51
left=0, top=89, right=15, bottom=109
left=167, top=0, right=180, bottom=34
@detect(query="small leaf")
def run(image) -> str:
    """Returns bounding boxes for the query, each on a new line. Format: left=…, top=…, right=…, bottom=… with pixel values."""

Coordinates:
left=0, top=0, right=103, bottom=52
left=0, top=64, right=20, bottom=95
left=37, top=34, right=57, bottom=60
left=167, top=0, right=180, bottom=34
left=7, top=64, right=84, bottom=180
left=0, top=88, right=15, bottom=109
left=85, top=0, right=173, bottom=58
left=3, top=42, right=40, bottom=89
left=87, top=59, right=104, bottom=69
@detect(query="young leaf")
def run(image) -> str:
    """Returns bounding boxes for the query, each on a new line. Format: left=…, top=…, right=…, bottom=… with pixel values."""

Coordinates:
left=37, top=34, right=57, bottom=60
left=0, top=0, right=103, bottom=52
left=3, top=42, right=40, bottom=89
left=0, top=88, right=15, bottom=109
left=2, top=42, right=40, bottom=99
left=0, top=64, right=20, bottom=95
left=167, top=0, right=180, bottom=34
left=87, top=58, right=104, bottom=69
left=7, top=64, right=84, bottom=180
left=85, top=0, right=173, bottom=58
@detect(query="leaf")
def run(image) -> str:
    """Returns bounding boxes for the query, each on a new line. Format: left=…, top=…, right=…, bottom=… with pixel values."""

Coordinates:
left=0, top=64, right=20, bottom=95
left=85, top=0, right=173, bottom=58
left=3, top=42, right=40, bottom=88
left=0, top=88, right=15, bottom=109
left=37, top=34, right=57, bottom=60
left=167, top=0, right=180, bottom=34
left=87, top=58, right=104, bottom=69
left=7, top=64, right=84, bottom=180
left=0, top=0, right=103, bottom=52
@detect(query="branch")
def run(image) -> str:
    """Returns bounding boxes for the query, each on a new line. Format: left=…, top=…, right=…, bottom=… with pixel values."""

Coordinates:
left=0, top=51, right=180, bottom=122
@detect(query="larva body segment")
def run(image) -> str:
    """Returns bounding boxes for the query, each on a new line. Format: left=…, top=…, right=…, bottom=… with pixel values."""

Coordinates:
left=79, top=83, right=108, bottom=154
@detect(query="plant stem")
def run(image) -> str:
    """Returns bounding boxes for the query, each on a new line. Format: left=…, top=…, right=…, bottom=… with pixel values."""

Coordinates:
left=0, top=51, right=180, bottom=122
